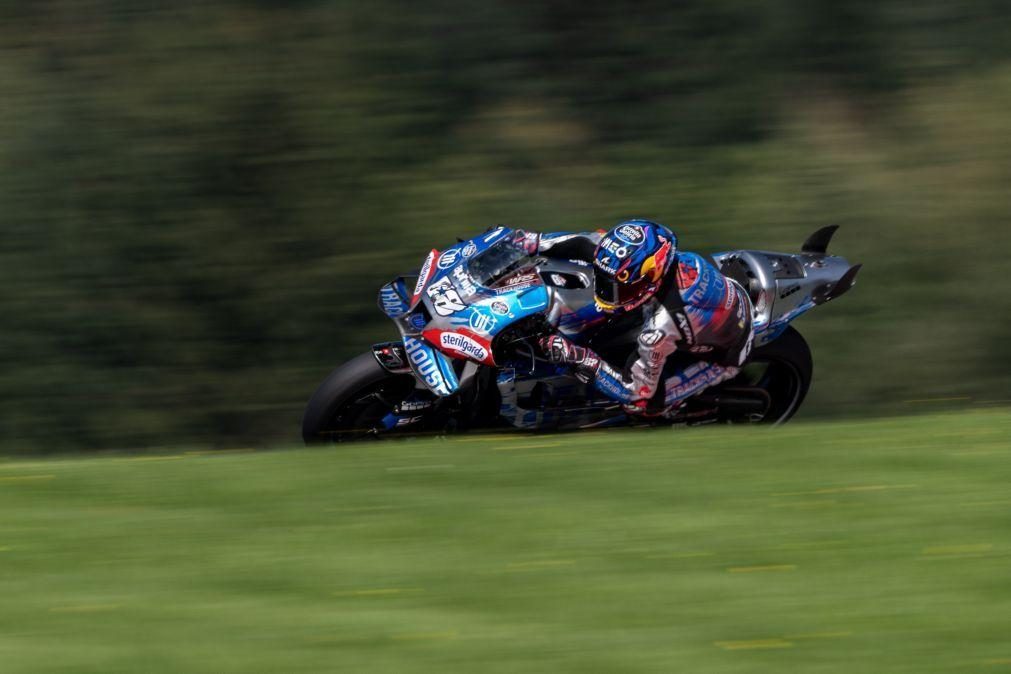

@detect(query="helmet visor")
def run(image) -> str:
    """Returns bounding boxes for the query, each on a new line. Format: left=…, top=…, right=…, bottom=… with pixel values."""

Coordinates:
left=594, top=266, right=654, bottom=309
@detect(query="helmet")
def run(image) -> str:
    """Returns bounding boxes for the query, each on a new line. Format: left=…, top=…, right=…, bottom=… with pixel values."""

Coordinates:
left=593, top=220, right=677, bottom=312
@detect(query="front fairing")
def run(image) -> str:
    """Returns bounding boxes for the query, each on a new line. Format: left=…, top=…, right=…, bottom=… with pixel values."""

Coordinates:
left=377, top=227, right=533, bottom=396
left=421, top=232, right=550, bottom=366
left=378, top=227, right=611, bottom=397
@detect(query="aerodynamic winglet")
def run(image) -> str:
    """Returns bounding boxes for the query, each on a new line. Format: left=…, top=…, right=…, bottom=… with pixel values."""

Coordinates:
left=813, top=263, right=862, bottom=304
left=802, top=225, right=839, bottom=255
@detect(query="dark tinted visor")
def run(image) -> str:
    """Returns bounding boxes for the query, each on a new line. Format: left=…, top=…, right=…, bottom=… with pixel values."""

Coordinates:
left=593, top=266, right=652, bottom=308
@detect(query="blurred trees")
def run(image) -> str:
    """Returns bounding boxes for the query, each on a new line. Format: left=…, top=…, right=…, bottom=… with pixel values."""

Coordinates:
left=1, top=0, right=1009, bottom=451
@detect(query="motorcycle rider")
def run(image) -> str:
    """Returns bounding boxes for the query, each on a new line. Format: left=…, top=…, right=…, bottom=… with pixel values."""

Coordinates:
left=532, top=219, right=755, bottom=416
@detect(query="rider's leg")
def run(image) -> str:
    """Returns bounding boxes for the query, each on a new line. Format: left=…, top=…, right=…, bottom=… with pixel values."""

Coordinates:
left=661, top=360, right=739, bottom=410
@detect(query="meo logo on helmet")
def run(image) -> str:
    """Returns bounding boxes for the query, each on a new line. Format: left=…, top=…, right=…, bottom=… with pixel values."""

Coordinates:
left=600, top=238, right=629, bottom=259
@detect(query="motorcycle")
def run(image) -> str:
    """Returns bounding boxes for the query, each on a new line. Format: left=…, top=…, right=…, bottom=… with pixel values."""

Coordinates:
left=302, top=225, right=860, bottom=442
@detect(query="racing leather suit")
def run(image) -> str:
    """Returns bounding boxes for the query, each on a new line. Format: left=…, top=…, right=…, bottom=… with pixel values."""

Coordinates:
left=536, top=231, right=755, bottom=414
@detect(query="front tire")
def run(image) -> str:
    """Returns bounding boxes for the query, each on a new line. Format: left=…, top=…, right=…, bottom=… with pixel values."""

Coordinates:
left=301, top=352, right=416, bottom=444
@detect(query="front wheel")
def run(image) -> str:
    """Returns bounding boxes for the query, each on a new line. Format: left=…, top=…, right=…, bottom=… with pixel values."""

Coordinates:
left=301, top=352, right=417, bottom=444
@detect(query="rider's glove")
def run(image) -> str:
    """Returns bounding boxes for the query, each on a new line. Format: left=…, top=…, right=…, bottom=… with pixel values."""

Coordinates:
left=539, top=335, right=601, bottom=383
left=539, top=334, right=583, bottom=364
left=513, top=230, right=540, bottom=255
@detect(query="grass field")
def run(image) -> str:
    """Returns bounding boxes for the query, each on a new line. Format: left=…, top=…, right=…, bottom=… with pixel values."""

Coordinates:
left=1, top=411, right=1010, bottom=673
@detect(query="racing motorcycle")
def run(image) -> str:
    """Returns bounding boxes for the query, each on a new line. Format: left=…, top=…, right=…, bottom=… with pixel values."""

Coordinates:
left=302, top=225, right=860, bottom=442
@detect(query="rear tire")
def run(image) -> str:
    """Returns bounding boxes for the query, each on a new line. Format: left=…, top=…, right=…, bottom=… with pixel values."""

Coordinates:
left=301, top=352, right=416, bottom=444
left=744, top=326, right=813, bottom=424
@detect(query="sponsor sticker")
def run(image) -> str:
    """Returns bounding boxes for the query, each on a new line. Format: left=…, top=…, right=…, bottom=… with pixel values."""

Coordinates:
left=691, top=266, right=711, bottom=299
left=398, top=399, right=432, bottom=412
left=596, top=364, right=629, bottom=400
left=497, top=271, right=539, bottom=291
left=469, top=310, right=497, bottom=335
left=379, top=285, right=408, bottom=317
left=412, top=250, right=438, bottom=300
left=615, top=224, right=645, bottom=245
left=666, top=364, right=723, bottom=400
left=595, top=257, right=618, bottom=274
left=407, top=312, right=427, bottom=331
left=404, top=336, right=449, bottom=395
left=426, top=277, right=466, bottom=316
left=439, top=331, right=489, bottom=362
left=452, top=265, right=478, bottom=296
left=490, top=300, right=510, bottom=315
left=674, top=311, right=695, bottom=346
left=550, top=273, right=567, bottom=287
left=437, top=248, right=461, bottom=269
left=462, top=241, right=477, bottom=257
left=638, top=328, right=665, bottom=347
left=599, top=237, right=629, bottom=259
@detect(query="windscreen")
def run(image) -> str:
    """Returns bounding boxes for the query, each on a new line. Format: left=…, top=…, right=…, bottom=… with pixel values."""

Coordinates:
left=466, top=238, right=533, bottom=287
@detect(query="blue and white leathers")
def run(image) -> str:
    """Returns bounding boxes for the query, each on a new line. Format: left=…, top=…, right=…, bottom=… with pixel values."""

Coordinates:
left=535, top=231, right=755, bottom=413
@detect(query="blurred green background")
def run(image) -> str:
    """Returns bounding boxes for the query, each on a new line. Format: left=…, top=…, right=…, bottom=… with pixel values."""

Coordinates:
left=2, top=1, right=1009, bottom=452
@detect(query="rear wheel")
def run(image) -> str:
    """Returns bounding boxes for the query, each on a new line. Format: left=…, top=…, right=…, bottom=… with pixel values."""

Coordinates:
left=736, top=326, right=812, bottom=424
left=301, top=352, right=417, bottom=444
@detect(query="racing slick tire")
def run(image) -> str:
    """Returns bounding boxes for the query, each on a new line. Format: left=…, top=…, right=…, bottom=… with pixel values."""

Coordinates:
left=301, top=351, right=416, bottom=444
left=746, top=326, right=813, bottom=424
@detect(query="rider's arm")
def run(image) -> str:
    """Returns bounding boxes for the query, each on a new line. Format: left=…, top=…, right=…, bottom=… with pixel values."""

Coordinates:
left=537, top=231, right=604, bottom=253
left=589, top=303, right=680, bottom=406
left=544, top=302, right=680, bottom=405
left=516, top=231, right=604, bottom=258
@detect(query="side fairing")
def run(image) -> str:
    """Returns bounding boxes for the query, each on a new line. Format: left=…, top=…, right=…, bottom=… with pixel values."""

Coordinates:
left=446, top=284, right=550, bottom=342
left=403, top=335, right=458, bottom=397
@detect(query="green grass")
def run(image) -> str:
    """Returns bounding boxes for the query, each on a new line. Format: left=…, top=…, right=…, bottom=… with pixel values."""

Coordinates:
left=1, top=411, right=1010, bottom=673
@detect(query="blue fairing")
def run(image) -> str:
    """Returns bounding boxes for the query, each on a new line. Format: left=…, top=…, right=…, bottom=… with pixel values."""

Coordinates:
left=448, top=285, right=549, bottom=337
left=378, top=277, right=411, bottom=319
left=403, top=335, right=458, bottom=396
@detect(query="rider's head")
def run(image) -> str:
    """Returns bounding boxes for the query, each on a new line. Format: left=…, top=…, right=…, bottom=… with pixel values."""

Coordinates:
left=593, top=220, right=677, bottom=313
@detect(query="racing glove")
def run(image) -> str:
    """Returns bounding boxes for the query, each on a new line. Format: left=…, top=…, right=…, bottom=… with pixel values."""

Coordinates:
left=512, top=229, right=540, bottom=255
left=538, top=335, right=600, bottom=383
